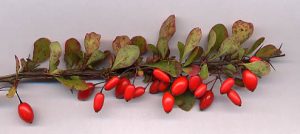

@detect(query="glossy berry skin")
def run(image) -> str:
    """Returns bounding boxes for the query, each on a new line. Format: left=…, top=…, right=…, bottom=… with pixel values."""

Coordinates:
left=149, top=80, right=160, bottom=94
left=124, top=85, right=135, bottom=102
left=18, top=102, right=34, bottom=123
left=194, top=84, right=207, bottom=98
left=134, top=87, right=145, bottom=98
left=242, top=70, right=258, bottom=92
left=189, top=75, right=202, bottom=92
left=220, top=78, right=235, bottom=94
left=115, top=78, right=130, bottom=99
left=227, top=89, right=242, bottom=106
left=153, top=69, right=170, bottom=83
left=249, top=56, right=261, bottom=63
left=162, top=92, right=175, bottom=113
left=104, top=76, right=120, bottom=91
left=171, top=76, right=188, bottom=96
left=199, top=91, right=214, bottom=111
left=158, top=82, right=169, bottom=92
left=77, top=83, right=95, bottom=101
left=93, top=93, right=104, bottom=112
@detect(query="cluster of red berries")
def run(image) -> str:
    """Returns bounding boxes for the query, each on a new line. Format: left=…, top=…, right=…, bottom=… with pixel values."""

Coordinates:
left=156, top=56, right=261, bottom=113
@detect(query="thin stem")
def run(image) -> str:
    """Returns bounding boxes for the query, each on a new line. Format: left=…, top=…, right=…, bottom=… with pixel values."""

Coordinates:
left=15, top=90, right=22, bottom=104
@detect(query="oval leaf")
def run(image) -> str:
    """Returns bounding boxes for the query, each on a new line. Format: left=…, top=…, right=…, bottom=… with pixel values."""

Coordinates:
left=87, top=50, right=106, bottom=65
left=255, top=44, right=282, bottom=58
left=49, top=41, right=62, bottom=72
left=183, top=46, right=203, bottom=67
left=243, top=61, right=271, bottom=76
left=208, top=24, right=228, bottom=53
left=246, top=37, right=265, bottom=55
left=131, top=36, right=147, bottom=54
left=232, top=20, right=254, bottom=43
left=112, top=35, right=131, bottom=53
left=199, top=63, right=208, bottom=80
left=111, top=45, right=140, bottom=70
left=84, top=32, right=101, bottom=56
left=64, top=38, right=83, bottom=69
left=56, top=76, right=88, bottom=91
left=175, top=91, right=195, bottom=111
left=33, top=38, right=51, bottom=63
left=182, top=27, right=202, bottom=61
left=159, top=15, right=176, bottom=41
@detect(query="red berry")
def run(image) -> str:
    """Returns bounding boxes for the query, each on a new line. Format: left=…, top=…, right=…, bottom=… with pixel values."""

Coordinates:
left=77, top=83, right=95, bottom=101
left=199, top=91, right=214, bottom=111
left=171, top=76, right=188, bottom=96
left=124, top=85, right=135, bottom=102
left=134, top=86, right=145, bottom=98
left=158, top=81, right=169, bottom=92
left=18, top=102, right=34, bottom=123
left=162, top=92, right=175, bottom=113
left=153, top=69, right=170, bottom=83
left=93, top=92, right=104, bottom=112
left=242, top=70, right=258, bottom=92
left=249, top=56, right=261, bottom=63
left=189, top=75, right=202, bottom=92
left=220, top=78, right=235, bottom=94
left=149, top=80, right=160, bottom=94
left=227, top=89, right=242, bottom=106
left=104, top=76, right=120, bottom=91
left=194, top=84, right=207, bottom=98
left=115, top=77, right=130, bottom=99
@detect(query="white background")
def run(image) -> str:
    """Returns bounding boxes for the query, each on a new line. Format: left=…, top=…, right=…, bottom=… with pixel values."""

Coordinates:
left=0, top=0, right=299, bottom=134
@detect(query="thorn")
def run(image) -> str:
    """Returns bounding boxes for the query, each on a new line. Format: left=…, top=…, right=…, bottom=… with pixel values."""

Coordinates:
left=267, top=61, right=276, bottom=71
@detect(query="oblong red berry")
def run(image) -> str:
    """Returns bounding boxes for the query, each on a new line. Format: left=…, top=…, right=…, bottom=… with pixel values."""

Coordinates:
left=171, top=76, right=188, bottom=96
left=134, top=86, right=145, bottom=98
left=149, top=80, right=160, bottom=94
left=77, top=83, right=95, bottom=101
left=162, top=92, right=175, bottom=113
left=115, top=77, right=130, bottom=99
left=220, top=78, right=235, bottom=94
left=153, top=69, right=170, bottom=83
left=124, top=85, right=135, bottom=102
left=189, top=75, right=202, bottom=92
left=249, top=56, right=261, bottom=63
left=104, top=76, right=120, bottom=91
left=227, top=89, right=242, bottom=106
left=194, top=84, right=207, bottom=98
left=93, top=92, right=104, bottom=113
left=199, top=90, right=214, bottom=111
left=158, top=81, right=169, bottom=92
left=242, top=70, right=258, bottom=92
left=18, top=102, right=34, bottom=123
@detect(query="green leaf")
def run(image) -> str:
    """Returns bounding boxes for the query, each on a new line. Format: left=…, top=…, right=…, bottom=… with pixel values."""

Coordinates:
left=210, top=37, right=240, bottom=60
left=182, top=28, right=202, bottom=61
left=234, top=78, right=244, bottom=87
left=199, top=63, right=208, bottom=80
left=178, top=41, right=185, bottom=62
left=232, top=20, right=254, bottom=43
left=255, top=44, right=282, bottom=58
left=243, top=61, right=271, bottom=76
left=56, top=76, right=88, bottom=91
left=147, top=44, right=159, bottom=55
left=157, top=37, right=169, bottom=59
left=159, top=15, right=176, bottom=41
left=208, top=24, right=228, bottom=53
left=49, top=42, right=62, bottom=72
left=175, top=91, right=195, bottom=111
left=205, top=30, right=217, bottom=55
left=64, top=38, right=83, bottom=69
left=144, top=60, right=182, bottom=77
left=246, top=37, right=265, bottom=55
left=131, top=36, right=147, bottom=54
left=84, top=32, right=101, bottom=56
left=183, top=46, right=203, bottom=67
left=32, top=38, right=51, bottom=64
left=87, top=50, right=106, bottom=65
left=111, top=45, right=140, bottom=70
left=112, top=35, right=131, bottom=53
